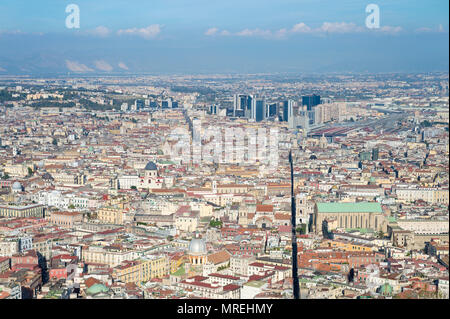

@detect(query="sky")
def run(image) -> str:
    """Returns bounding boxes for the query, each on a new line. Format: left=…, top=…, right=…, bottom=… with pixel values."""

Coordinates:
left=0, top=0, right=448, bottom=74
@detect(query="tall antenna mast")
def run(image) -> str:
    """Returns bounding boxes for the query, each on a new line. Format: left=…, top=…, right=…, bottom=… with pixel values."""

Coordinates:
left=289, top=150, right=300, bottom=299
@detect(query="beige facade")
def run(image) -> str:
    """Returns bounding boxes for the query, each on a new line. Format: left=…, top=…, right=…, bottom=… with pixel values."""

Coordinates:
left=3, top=163, right=32, bottom=177
left=396, top=219, right=449, bottom=234
left=314, top=102, right=348, bottom=124
left=175, top=214, right=199, bottom=233
left=0, top=204, right=45, bottom=218
left=392, top=230, right=415, bottom=248
left=238, top=203, right=256, bottom=227
left=396, top=188, right=449, bottom=205
left=314, top=203, right=387, bottom=233
left=315, top=210, right=386, bottom=232
left=230, top=255, right=254, bottom=276
left=50, top=211, right=83, bottom=228
left=97, top=206, right=125, bottom=225
left=54, top=172, right=86, bottom=186
left=0, top=257, right=10, bottom=273
left=112, top=255, right=168, bottom=284
left=216, top=184, right=249, bottom=194
left=191, top=202, right=213, bottom=218
left=82, top=246, right=138, bottom=267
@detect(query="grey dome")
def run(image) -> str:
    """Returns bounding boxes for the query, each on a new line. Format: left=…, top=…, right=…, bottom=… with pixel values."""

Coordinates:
left=188, top=238, right=206, bottom=255
left=42, top=172, right=54, bottom=180
left=144, top=161, right=157, bottom=171
left=12, top=182, right=22, bottom=190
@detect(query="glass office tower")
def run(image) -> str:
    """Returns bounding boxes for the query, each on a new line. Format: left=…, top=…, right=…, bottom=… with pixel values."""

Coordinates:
left=302, top=94, right=321, bottom=111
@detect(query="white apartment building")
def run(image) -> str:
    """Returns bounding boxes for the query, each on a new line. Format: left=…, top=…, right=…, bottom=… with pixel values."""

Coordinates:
left=0, top=240, right=19, bottom=257
left=178, top=277, right=241, bottom=299
left=33, top=190, right=88, bottom=209
left=230, top=255, right=255, bottom=276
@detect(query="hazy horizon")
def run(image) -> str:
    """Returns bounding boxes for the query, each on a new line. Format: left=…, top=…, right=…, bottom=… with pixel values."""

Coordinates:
left=0, top=0, right=448, bottom=75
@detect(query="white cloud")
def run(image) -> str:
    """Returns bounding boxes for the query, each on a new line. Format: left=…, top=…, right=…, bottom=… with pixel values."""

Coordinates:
left=317, top=22, right=364, bottom=33
left=65, top=60, right=93, bottom=72
left=234, top=29, right=252, bottom=36
left=88, top=26, right=111, bottom=37
left=205, top=28, right=219, bottom=36
left=118, top=62, right=129, bottom=70
left=291, top=23, right=312, bottom=33
left=415, top=25, right=447, bottom=33
left=0, top=29, right=43, bottom=36
left=205, top=22, right=405, bottom=39
left=0, top=29, right=25, bottom=35
left=0, top=66, right=6, bottom=72
left=377, top=26, right=403, bottom=34
left=94, top=60, right=113, bottom=72
left=274, top=28, right=288, bottom=38
left=207, top=28, right=231, bottom=36
left=117, top=25, right=161, bottom=39
left=415, top=27, right=433, bottom=33
left=235, top=28, right=273, bottom=37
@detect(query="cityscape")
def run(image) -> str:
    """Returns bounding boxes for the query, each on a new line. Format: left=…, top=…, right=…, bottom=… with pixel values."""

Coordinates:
left=0, top=0, right=448, bottom=304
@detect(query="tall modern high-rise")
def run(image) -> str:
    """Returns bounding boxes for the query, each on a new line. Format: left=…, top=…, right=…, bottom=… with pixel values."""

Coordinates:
left=209, top=104, right=218, bottom=115
left=283, top=100, right=294, bottom=122
left=233, top=94, right=252, bottom=117
left=134, top=99, right=144, bottom=110
left=245, top=95, right=253, bottom=118
left=266, top=102, right=277, bottom=118
left=251, top=98, right=265, bottom=122
left=162, top=98, right=173, bottom=109
left=297, top=110, right=314, bottom=128
left=233, top=94, right=241, bottom=116
left=149, top=101, right=158, bottom=108
left=302, top=94, right=321, bottom=111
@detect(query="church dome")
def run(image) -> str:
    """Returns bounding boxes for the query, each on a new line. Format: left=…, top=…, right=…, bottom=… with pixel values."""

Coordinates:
left=188, top=238, right=207, bottom=255
left=144, top=161, right=157, bottom=171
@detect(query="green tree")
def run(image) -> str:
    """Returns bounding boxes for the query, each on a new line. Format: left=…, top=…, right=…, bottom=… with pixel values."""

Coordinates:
left=209, top=219, right=222, bottom=228
left=217, top=262, right=230, bottom=271
left=27, top=167, right=33, bottom=177
left=296, top=224, right=307, bottom=235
